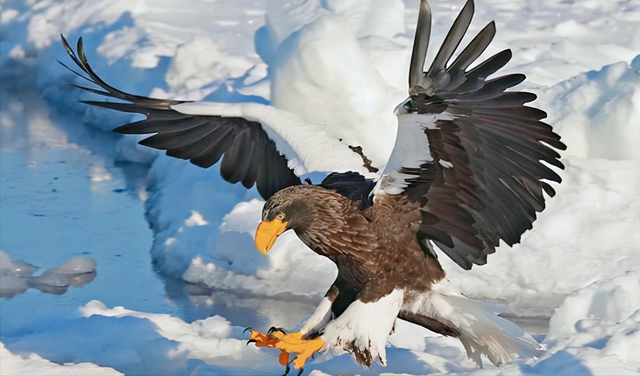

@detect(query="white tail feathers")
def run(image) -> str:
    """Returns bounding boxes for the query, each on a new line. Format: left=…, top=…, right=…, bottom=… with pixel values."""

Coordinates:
left=440, top=294, right=543, bottom=366
left=404, top=280, right=543, bottom=366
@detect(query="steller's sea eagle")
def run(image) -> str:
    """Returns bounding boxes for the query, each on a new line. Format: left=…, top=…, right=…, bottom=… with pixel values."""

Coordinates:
left=61, top=0, right=565, bottom=374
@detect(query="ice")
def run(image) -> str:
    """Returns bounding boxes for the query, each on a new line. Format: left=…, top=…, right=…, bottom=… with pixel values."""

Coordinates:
left=2, top=0, right=640, bottom=374
left=0, top=251, right=96, bottom=298
left=0, top=341, right=123, bottom=376
left=79, top=300, right=267, bottom=363
left=0, top=251, right=37, bottom=277
left=27, top=266, right=97, bottom=295
left=53, top=257, right=97, bottom=275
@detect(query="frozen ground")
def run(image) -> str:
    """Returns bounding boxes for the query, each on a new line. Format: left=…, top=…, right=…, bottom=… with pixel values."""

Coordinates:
left=1, top=0, right=639, bottom=375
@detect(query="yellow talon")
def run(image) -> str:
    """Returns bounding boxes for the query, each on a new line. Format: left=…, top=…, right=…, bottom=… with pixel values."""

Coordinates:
left=275, top=332, right=324, bottom=370
left=245, top=329, right=323, bottom=371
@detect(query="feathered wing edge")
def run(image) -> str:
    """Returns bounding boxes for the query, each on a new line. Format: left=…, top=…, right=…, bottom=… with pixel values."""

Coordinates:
left=383, top=0, right=566, bottom=269
left=60, top=35, right=304, bottom=200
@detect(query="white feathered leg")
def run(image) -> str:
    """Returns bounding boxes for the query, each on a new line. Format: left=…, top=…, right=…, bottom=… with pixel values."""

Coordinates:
left=300, top=295, right=334, bottom=338
left=321, top=288, right=404, bottom=367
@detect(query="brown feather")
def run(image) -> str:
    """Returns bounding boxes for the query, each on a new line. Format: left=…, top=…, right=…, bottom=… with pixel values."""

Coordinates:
left=265, top=185, right=446, bottom=309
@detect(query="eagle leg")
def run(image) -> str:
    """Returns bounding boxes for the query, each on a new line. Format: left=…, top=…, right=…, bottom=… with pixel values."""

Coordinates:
left=274, top=332, right=324, bottom=370
left=245, top=328, right=294, bottom=372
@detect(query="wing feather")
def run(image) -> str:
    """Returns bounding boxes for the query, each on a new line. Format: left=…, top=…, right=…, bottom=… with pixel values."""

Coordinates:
left=426, top=0, right=474, bottom=79
left=447, top=21, right=495, bottom=74
left=61, top=35, right=301, bottom=200
left=382, top=0, right=566, bottom=269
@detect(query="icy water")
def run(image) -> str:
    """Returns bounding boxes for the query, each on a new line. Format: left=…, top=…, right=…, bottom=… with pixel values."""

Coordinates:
left=0, top=82, right=183, bottom=321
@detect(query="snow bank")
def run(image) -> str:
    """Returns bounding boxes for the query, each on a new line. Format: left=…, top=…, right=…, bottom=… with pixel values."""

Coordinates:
left=0, top=341, right=123, bottom=376
left=534, top=272, right=640, bottom=375
left=547, top=272, right=640, bottom=342
left=165, top=37, right=253, bottom=91
left=6, top=0, right=266, bottom=70
left=80, top=300, right=271, bottom=365
left=268, top=11, right=404, bottom=168
left=540, top=56, right=640, bottom=160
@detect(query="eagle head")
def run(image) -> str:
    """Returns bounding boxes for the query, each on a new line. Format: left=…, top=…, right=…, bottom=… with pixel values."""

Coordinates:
left=254, top=185, right=347, bottom=254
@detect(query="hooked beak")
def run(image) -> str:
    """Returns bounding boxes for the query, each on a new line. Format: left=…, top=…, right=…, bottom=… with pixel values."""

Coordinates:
left=254, top=218, right=288, bottom=254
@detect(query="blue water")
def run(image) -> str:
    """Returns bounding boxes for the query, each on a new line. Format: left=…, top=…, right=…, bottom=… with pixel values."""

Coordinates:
left=0, top=83, right=184, bottom=330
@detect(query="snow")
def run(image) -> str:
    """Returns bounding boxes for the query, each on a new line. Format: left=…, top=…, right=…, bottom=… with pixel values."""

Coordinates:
left=547, top=272, right=640, bottom=342
left=540, top=59, right=640, bottom=160
left=527, top=272, right=640, bottom=375
left=268, top=11, right=403, bottom=168
left=1, top=0, right=640, bottom=375
left=0, top=341, right=123, bottom=376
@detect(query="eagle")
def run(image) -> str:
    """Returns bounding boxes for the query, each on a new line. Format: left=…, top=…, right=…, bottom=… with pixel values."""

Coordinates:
left=61, top=0, right=565, bottom=374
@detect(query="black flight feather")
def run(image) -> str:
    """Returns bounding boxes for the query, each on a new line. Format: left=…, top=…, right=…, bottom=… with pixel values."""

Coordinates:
left=60, top=35, right=300, bottom=200
left=395, top=0, right=566, bottom=269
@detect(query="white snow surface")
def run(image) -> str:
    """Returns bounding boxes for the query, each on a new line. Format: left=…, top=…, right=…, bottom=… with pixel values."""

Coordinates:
left=1, top=0, right=640, bottom=375
left=0, top=341, right=123, bottom=376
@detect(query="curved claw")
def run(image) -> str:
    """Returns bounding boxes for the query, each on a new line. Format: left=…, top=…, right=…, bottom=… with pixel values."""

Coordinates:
left=282, top=362, right=291, bottom=376
left=296, top=367, right=304, bottom=376
left=246, top=328, right=285, bottom=348
left=268, top=326, right=287, bottom=335
left=243, top=327, right=253, bottom=334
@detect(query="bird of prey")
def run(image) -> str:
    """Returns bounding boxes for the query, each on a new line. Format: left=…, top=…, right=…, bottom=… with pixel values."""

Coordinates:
left=61, top=0, right=565, bottom=374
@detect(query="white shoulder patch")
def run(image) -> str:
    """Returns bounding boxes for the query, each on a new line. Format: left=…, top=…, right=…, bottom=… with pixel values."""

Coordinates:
left=321, top=289, right=404, bottom=367
left=376, top=111, right=455, bottom=196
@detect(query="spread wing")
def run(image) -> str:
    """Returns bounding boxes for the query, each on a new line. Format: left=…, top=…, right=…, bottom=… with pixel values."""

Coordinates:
left=380, top=0, right=566, bottom=269
left=61, top=36, right=372, bottom=200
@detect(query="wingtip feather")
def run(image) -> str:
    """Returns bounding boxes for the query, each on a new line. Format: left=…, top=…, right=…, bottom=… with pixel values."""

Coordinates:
left=409, top=0, right=432, bottom=89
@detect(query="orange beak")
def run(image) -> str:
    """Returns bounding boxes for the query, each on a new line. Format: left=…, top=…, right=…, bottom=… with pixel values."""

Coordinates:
left=254, top=218, right=288, bottom=254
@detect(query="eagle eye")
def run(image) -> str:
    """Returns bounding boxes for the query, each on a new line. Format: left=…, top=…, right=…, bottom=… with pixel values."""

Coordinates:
left=275, top=213, right=286, bottom=221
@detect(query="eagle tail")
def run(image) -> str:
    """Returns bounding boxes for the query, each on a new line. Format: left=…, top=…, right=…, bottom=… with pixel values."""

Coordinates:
left=439, top=294, right=542, bottom=366
left=404, top=280, right=542, bottom=366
